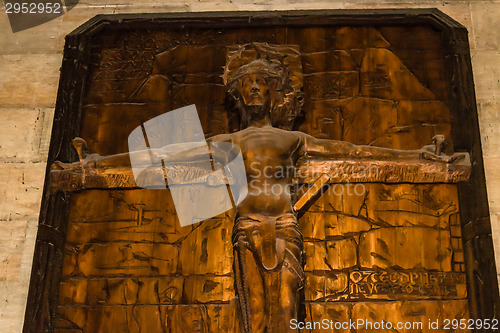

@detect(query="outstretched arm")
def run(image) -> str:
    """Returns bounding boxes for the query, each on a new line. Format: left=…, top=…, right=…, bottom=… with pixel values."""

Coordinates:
left=150, top=133, right=236, bottom=165
left=50, top=134, right=237, bottom=191
left=52, top=134, right=234, bottom=170
left=299, top=132, right=461, bottom=163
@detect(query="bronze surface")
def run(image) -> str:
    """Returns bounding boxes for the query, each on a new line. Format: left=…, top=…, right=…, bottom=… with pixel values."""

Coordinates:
left=23, top=10, right=498, bottom=333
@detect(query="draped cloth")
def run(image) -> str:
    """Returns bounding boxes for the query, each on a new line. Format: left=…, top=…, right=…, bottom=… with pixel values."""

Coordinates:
left=232, top=213, right=304, bottom=332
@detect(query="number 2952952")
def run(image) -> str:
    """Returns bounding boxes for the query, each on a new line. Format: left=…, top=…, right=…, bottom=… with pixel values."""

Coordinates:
left=5, top=2, right=62, bottom=14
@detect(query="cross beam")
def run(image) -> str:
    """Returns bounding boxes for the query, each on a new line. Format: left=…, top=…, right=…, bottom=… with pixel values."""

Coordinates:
left=50, top=153, right=471, bottom=193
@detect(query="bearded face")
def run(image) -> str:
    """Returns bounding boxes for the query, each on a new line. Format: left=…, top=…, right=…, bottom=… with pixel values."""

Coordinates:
left=225, top=57, right=302, bottom=130
left=239, top=74, right=270, bottom=108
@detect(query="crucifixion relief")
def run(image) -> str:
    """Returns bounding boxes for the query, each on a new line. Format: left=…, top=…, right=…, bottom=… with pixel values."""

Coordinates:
left=51, top=42, right=470, bottom=332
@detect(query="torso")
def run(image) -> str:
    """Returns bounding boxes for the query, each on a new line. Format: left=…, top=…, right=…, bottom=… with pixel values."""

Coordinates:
left=229, top=126, right=303, bottom=217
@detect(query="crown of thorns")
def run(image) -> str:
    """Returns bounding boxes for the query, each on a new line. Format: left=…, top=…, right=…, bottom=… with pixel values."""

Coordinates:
left=224, top=58, right=284, bottom=86
left=222, top=43, right=304, bottom=130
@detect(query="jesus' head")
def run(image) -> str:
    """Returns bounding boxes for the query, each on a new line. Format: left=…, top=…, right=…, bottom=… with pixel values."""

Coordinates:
left=226, top=59, right=283, bottom=127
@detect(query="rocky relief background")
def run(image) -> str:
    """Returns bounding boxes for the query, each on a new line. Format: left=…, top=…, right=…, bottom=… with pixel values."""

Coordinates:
left=54, top=25, right=468, bottom=332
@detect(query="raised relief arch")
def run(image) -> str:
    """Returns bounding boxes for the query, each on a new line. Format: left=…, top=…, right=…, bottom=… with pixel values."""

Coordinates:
left=24, top=10, right=498, bottom=332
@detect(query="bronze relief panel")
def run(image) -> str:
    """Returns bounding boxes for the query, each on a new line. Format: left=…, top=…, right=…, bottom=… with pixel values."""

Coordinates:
left=23, top=10, right=497, bottom=333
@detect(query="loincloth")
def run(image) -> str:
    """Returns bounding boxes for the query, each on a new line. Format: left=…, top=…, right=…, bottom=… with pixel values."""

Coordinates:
left=232, top=213, right=304, bottom=282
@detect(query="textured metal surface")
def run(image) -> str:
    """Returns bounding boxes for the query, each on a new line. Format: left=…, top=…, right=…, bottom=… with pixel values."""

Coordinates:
left=23, top=10, right=498, bottom=333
